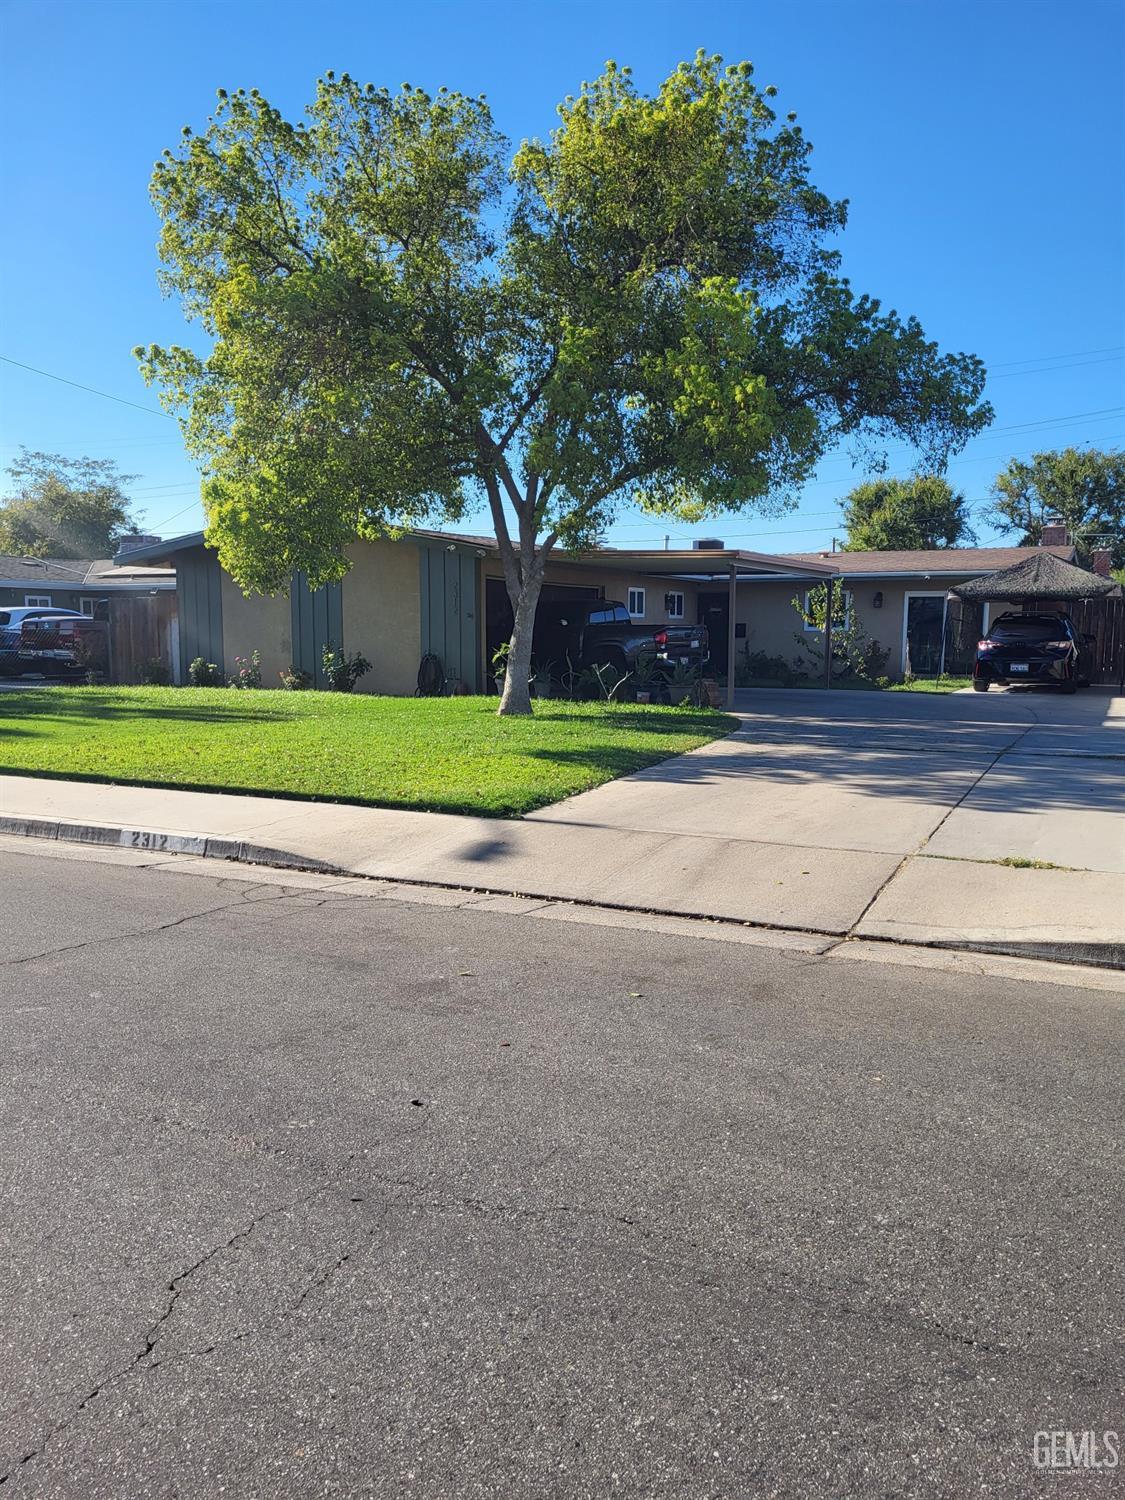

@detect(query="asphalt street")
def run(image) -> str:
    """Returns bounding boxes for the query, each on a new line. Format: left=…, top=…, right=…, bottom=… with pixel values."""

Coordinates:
left=0, top=842, right=1121, bottom=1498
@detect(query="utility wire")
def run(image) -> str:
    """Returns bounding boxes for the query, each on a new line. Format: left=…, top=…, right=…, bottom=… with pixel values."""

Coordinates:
left=0, top=355, right=174, bottom=419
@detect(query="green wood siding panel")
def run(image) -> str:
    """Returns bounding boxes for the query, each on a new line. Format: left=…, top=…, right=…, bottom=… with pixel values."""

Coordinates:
left=418, top=545, right=480, bottom=690
left=290, top=574, right=343, bottom=689
left=177, top=550, right=224, bottom=678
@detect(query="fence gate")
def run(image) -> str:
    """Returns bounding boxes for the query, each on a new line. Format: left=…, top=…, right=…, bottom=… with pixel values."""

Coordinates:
left=1068, top=596, right=1125, bottom=686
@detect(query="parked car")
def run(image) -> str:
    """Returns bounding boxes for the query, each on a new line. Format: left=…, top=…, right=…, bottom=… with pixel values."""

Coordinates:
left=972, top=612, right=1094, bottom=693
left=0, top=607, right=108, bottom=679
left=531, top=600, right=709, bottom=681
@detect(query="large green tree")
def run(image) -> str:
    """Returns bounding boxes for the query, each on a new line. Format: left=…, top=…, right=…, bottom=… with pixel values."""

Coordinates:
left=0, top=450, right=141, bottom=559
left=138, top=55, right=990, bottom=714
left=840, top=475, right=975, bottom=551
left=989, top=447, right=1125, bottom=568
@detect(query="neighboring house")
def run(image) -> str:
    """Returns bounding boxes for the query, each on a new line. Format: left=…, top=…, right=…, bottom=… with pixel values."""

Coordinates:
left=118, top=530, right=834, bottom=693
left=0, top=553, right=179, bottom=682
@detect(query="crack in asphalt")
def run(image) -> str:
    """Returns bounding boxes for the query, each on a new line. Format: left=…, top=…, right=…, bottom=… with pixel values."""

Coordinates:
left=0, top=882, right=356, bottom=972
left=0, top=1193, right=321, bottom=1485
left=1, top=1163, right=1020, bottom=1484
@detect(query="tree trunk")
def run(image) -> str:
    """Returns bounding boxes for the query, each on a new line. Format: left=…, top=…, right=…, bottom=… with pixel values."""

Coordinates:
left=497, top=571, right=543, bottom=716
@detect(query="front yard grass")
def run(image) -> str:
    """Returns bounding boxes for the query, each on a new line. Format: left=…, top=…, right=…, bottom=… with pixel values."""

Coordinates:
left=0, top=688, right=735, bottom=817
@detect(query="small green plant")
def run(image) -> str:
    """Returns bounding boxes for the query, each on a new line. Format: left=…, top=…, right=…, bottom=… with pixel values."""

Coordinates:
left=322, top=644, right=372, bottom=692
left=491, top=641, right=511, bottom=678
left=188, top=656, right=223, bottom=687
left=631, top=652, right=658, bottom=689
left=138, top=656, right=171, bottom=687
left=279, top=666, right=312, bottom=690
left=228, top=650, right=262, bottom=689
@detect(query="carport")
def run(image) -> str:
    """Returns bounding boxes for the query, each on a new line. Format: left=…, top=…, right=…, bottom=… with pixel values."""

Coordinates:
left=951, top=550, right=1122, bottom=689
left=564, top=547, right=839, bottom=707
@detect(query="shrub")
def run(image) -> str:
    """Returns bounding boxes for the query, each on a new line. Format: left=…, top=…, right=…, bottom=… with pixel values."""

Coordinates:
left=279, top=666, right=312, bottom=690
left=735, top=648, right=796, bottom=686
left=139, top=657, right=171, bottom=686
left=188, top=656, right=223, bottom=687
left=322, top=644, right=372, bottom=692
left=228, top=650, right=262, bottom=689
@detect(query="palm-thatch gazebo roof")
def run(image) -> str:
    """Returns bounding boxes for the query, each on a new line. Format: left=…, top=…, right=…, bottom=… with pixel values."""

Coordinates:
left=950, top=550, right=1117, bottom=602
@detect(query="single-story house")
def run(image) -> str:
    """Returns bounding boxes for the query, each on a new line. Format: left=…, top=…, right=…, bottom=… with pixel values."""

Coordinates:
left=117, top=529, right=836, bottom=695
left=0, top=551, right=179, bottom=682
left=119, top=526, right=1105, bottom=695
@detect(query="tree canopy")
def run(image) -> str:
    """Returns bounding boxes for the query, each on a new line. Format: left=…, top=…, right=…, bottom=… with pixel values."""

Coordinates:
left=840, top=475, right=975, bottom=551
left=989, top=447, right=1125, bottom=569
left=138, top=54, right=991, bottom=712
left=0, top=450, right=141, bottom=560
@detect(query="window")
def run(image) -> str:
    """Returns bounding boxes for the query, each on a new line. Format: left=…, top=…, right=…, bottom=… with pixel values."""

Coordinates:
left=24, top=594, right=52, bottom=608
left=612, top=604, right=631, bottom=623
left=627, top=587, right=645, bottom=618
left=80, top=597, right=97, bottom=617
left=801, top=589, right=852, bottom=631
left=587, top=607, right=611, bottom=624
left=665, top=591, right=685, bottom=619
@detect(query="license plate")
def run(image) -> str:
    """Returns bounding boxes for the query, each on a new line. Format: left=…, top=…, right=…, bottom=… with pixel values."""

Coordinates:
left=1010, top=663, right=1029, bottom=673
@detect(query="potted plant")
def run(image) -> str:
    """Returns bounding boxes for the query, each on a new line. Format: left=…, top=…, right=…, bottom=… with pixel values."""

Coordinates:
left=632, top=652, right=657, bottom=704
left=491, top=641, right=510, bottom=695
left=666, top=660, right=699, bottom=706
left=532, top=660, right=554, bottom=699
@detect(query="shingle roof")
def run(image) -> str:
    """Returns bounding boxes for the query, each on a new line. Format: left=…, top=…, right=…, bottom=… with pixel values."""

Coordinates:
left=950, top=550, right=1118, bottom=601
left=786, top=546, right=1076, bottom=575
left=0, top=554, right=174, bottom=586
left=0, top=555, right=97, bottom=583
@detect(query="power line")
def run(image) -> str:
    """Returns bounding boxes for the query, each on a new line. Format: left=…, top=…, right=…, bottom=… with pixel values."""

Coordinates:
left=0, top=355, right=173, bottom=419
left=989, top=354, right=1125, bottom=379
left=989, top=344, right=1125, bottom=369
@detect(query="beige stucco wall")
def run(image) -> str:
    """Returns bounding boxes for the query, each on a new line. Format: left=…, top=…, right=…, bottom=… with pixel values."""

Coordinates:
left=220, top=574, right=291, bottom=688
left=734, top=576, right=1029, bottom=679
left=342, top=537, right=421, bottom=696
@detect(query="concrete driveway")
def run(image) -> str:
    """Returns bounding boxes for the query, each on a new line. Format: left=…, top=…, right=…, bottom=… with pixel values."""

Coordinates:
left=528, top=687, right=1125, bottom=961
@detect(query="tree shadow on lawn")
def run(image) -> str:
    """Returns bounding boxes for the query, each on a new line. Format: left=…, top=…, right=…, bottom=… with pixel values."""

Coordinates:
left=529, top=708, right=736, bottom=737
left=0, top=693, right=294, bottom=727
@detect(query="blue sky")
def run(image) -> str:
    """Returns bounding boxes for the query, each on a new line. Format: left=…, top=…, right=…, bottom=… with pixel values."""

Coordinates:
left=1, top=0, right=1122, bottom=555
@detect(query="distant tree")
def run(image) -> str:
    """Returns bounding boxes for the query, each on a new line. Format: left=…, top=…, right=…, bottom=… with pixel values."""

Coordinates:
left=840, top=475, right=974, bottom=551
left=989, top=447, right=1125, bottom=568
left=0, top=450, right=142, bottom=559
left=138, top=55, right=991, bottom=715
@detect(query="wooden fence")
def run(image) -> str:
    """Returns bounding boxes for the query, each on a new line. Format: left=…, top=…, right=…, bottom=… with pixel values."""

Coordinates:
left=1068, top=596, right=1125, bottom=687
left=105, top=593, right=178, bottom=685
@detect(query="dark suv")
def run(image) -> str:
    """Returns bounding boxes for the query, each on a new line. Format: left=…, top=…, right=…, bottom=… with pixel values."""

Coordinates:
left=973, top=612, right=1094, bottom=693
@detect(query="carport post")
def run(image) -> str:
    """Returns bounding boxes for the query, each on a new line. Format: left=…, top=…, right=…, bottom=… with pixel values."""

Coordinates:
left=726, top=563, right=738, bottom=709
left=823, top=575, right=834, bottom=691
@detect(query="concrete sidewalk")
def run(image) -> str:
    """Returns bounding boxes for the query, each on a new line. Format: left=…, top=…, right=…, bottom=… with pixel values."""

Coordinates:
left=2, top=759, right=1121, bottom=968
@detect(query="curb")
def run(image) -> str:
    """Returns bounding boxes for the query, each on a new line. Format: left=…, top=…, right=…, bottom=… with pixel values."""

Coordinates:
left=2, top=814, right=1121, bottom=974
left=0, top=814, right=349, bottom=877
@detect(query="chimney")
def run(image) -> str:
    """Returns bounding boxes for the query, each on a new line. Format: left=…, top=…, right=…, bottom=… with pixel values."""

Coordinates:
left=1039, top=522, right=1069, bottom=547
left=692, top=537, right=724, bottom=551
left=1091, top=549, right=1112, bottom=578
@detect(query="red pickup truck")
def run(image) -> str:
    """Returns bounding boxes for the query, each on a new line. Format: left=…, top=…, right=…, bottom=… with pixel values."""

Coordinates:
left=0, top=607, right=109, bottom=679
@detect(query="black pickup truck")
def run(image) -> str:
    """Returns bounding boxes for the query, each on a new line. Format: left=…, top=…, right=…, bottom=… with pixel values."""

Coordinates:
left=532, top=600, right=709, bottom=678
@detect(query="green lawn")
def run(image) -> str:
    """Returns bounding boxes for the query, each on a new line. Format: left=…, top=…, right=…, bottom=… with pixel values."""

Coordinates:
left=0, top=688, right=735, bottom=817
left=886, top=675, right=972, bottom=694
